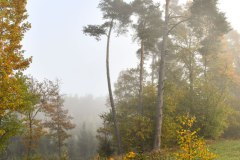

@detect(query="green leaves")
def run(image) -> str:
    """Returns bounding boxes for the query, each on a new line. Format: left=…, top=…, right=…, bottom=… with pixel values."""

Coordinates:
left=99, top=0, right=132, bottom=24
left=83, top=0, right=132, bottom=41
left=83, top=25, right=107, bottom=41
left=0, top=113, right=24, bottom=152
left=190, top=0, right=230, bottom=37
left=131, top=0, right=162, bottom=51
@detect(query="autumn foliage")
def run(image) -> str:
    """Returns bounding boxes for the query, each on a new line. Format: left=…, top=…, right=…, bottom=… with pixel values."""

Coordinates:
left=0, top=0, right=32, bottom=115
left=175, top=114, right=217, bottom=160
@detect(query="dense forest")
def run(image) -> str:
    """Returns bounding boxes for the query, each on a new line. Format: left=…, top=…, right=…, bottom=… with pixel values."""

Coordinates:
left=1, top=0, right=240, bottom=159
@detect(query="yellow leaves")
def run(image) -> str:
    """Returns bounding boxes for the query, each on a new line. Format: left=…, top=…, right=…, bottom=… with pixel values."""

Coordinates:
left=0, top=130, right=5, bottom=136
left=175, top=114, right=218, bottom=160
left=0, top=75, right=29, bottom=115
left=128, top=152, right=136, bottom=158
left=0, top=0, right=31, bottom=116
left=123, top=151, right=136, bottom=160
left=104, top=152, right=137, bottom=160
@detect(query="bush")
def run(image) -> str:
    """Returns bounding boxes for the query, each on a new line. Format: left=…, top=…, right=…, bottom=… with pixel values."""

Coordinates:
left=175, top=114, right=218, bottom=160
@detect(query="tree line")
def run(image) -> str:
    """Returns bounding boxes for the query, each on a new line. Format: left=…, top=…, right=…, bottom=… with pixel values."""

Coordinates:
left=84, top=0, right=240, bottom=158
left=1, top=0, right=240, bottom=159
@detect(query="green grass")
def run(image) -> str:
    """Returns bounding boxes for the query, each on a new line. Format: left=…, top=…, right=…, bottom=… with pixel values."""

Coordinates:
left=111, top=139, right=240, bottom=160
left=210, top=139, right=240, bottom=160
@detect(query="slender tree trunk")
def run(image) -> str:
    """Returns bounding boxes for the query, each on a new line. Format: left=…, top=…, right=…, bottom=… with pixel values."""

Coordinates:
left=153, top=0, right=170, bottom=151
left=27, top=113, right=32, bottom=160
left=58, top=135, right=61, bottom=160
left=139, top=40, right=144, bottom=114
left=139, top=40, right=145, bottom=152
left=204, top=52, right=207, bottom=79
left=189, top=51, right=194, bottom=112
left=151, top=53, right=156, bottom=85
left=56, top=108, right=61, bottom=160
left=188, top=37, right=194, bottom=94
left=106, top=19, right=122, bottom=154
left=189, top=58, right=193, bottom=92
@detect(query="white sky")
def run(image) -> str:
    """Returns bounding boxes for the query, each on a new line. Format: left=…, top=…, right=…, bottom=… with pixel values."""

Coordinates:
left=23, top=0, right=240, bottom=97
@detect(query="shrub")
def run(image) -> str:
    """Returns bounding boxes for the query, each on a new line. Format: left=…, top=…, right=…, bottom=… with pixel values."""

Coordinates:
left=175, top=114, right=217, bottom=160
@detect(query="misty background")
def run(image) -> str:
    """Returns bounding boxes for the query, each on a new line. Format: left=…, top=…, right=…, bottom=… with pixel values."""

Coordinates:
left=20, top=1, right=240, bottom=157
left=23, top=0, right=240, bottom=97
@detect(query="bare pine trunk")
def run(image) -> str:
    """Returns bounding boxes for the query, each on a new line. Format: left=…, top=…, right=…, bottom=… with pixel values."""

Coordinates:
left=188, top=37, right=194, bottom=94
left=151, top=54, right=156, bottom=85
left=106, top=19, right=122, bottom=154
left=139, top=41, right=145, bottom=152
left=189, top=48, right=194, bottom=112
left=139, top=41, right=144, bottom=114
left=153, top=0, right=170, bottom=151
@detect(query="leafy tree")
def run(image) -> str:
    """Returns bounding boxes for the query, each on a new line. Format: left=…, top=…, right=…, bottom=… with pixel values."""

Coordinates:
left=97, top=113, right=114, bottom=158
left=154, top=0, right=193, bottom=151
left=0, top=75, right=30, bottom=153
left=83, top=0, right=132, bottom=154
left=0, top=0, right=31, bottom=115
left=153, top=0, right=230, bottom=150
left=190, top=0, right=230, bottom=79
left=177, top=83, right=230, bottom=138
left=0, top=0, right=31, bottom=152
left=131, top=0, right=162, bottom=114
left=100, top=68, right=180, bottom=152
left=164, top=0, right=232, bottom=140
left=114, top=68, right=146, bottom=104
left=114, top=69, right=155, bottom=152
left=90, top=0, right=236, bottom=157
left=21, top=78, right=42, bottom=159
left=45, top=85, right=75, bottom=159
left=0, top=113, right=23, bottom=152
left=218, top=31, right=240, bottom=138
left=22, top=78, right=60, bottom=159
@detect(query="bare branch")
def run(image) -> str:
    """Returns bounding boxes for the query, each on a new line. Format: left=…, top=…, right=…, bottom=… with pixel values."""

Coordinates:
left=169, top=15, right=189, bottom=20
left=32, top=106, right=42, bottom=120
left=167, top=18, right=190, bottom=35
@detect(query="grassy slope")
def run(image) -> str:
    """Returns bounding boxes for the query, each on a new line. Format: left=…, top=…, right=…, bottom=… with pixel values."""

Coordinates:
left=111, top=139, right=240, bottom=160
left=210, top=139, right=240, bottom=160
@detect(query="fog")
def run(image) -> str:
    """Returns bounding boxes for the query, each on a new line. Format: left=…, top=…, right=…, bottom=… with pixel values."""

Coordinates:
left=0, top=0, right=240, bottom=160
left=64, top=95, right=107, bottom=131
left=23, top=0, right=240, bottom=97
